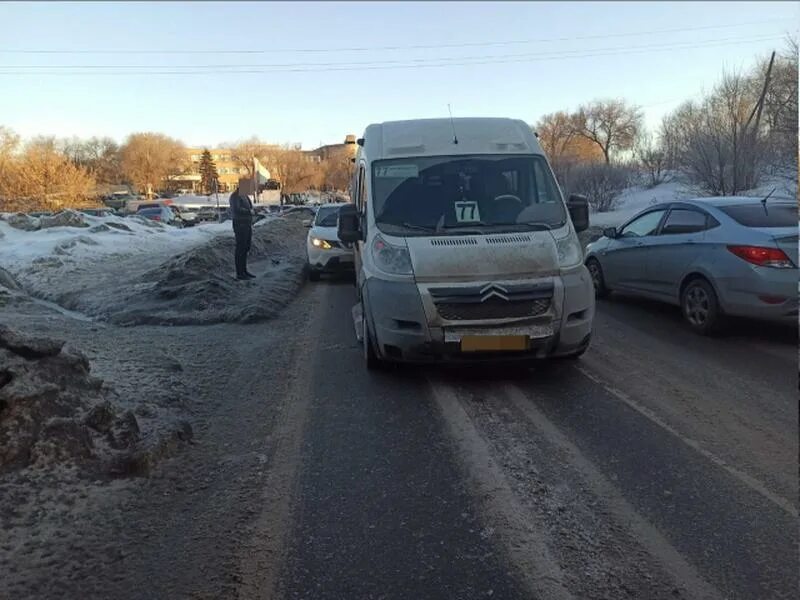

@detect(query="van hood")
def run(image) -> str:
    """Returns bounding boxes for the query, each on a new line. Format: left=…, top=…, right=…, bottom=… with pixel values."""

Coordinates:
left=404, top=232, right=560, bottom=282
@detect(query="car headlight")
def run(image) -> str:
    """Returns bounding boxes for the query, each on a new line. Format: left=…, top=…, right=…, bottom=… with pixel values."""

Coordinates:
left=555, top=232, right=582, bottom=269
left=371, top=234, right=413, bottom=275
left=311, top=237, right=333, bottom=250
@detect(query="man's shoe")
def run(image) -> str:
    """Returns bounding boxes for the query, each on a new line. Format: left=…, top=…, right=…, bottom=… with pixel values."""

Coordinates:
left=235, top=274, right=249, bottom=280
left=245, top=272, right=257, bottom=279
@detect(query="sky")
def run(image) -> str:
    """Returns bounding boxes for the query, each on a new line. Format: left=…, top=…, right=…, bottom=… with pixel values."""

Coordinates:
left=0, top=1, right=796, bottom=149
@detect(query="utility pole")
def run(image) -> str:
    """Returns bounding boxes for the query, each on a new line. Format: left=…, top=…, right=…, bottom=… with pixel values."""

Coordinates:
left=737, top=50, right=776, bottom=193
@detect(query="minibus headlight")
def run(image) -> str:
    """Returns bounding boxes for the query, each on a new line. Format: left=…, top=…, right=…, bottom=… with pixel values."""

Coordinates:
left=556, top=233, right=582, bottom=269
left=372, top=235, right=413, bottom=275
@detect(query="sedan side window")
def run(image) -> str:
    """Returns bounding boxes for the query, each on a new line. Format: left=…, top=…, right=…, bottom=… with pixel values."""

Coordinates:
left=619, top=210, right=666, bottom=238
left=661, top=209, right=709, bottom=235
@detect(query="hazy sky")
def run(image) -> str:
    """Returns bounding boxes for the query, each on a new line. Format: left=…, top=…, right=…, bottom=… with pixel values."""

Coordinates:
left=1, top=1, right=796, bottom=149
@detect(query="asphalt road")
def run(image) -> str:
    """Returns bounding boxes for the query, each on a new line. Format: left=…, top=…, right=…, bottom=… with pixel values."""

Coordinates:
left=271, top=280, right=797, bottom=600
left=45, top=277, right=795, bottom=600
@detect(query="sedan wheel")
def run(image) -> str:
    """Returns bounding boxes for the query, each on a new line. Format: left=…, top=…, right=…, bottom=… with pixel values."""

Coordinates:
left=586, top=258, right=609, bottom=298
left=681, top=278, right=721, bottom=335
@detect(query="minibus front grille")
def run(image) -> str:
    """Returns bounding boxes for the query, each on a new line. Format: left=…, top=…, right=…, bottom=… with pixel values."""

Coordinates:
left=436, top=297, right=551, bottom=321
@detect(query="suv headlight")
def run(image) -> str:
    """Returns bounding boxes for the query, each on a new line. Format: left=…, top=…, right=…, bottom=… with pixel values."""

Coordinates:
left=371, top=235, right=412, bottom=275
left=311, top=237, right=333, bottom=250
left=555, top=232, right=582, bottom=269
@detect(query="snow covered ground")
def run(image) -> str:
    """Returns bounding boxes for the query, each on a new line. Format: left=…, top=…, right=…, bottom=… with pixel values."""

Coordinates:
left=590, top=171, right=798, bottom=228
left=0, top=213, right=232, bottom=276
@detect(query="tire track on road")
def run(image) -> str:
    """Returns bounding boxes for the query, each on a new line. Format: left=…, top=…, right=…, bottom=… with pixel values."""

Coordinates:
left=502, top=382, right=723, bottom=600
left=428, top=378, right=575, bottom=600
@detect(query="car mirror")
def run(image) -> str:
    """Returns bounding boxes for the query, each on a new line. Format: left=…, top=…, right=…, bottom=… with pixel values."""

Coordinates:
left=567, top=194, right=589, bottom=233
left=602, top=227, right=618, bottom=239
left=338, top=203, right=362, bottom=243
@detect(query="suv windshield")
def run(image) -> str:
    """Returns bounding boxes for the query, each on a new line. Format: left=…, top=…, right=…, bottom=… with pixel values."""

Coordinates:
left=372, top=155, right=566, bottom=235
left=315, top=206, right=340, bottom=227
left=718, top=203, right=796, bottom=228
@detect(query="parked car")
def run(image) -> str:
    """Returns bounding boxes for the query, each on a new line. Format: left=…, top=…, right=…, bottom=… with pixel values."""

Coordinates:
left=306, top=203, right=355, bottom=281
left=137, top=206, right=185, bottom=227
left=338, top=117, right=593, bottom=369
left=584, top=197, right=797, bottom=334
left=170, top=205, right=199, bottom=226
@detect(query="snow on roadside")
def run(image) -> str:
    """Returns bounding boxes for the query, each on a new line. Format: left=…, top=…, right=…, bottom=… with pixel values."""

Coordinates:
left=0, top=214, right=231, bottom=279
left=590, top=171, right=798, bottom=228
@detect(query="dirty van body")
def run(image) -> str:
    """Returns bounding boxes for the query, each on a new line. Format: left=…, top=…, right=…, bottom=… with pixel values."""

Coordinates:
left=339, top=118, right=595, bottom=368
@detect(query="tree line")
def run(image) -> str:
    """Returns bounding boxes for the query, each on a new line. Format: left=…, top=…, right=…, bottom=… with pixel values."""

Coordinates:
left=0, top=130, right=355, bottom=212
left=536, top=40, right=797, bottom=211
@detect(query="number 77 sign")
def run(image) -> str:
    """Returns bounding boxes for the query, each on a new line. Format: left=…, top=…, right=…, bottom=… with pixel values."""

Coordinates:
left=454, top=201, right=481, bottom=223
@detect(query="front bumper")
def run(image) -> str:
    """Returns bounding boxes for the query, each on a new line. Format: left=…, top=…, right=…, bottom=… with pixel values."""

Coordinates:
left=308, top=246, right=354, bottom=273
left=363, top=267, right=595, bottom=363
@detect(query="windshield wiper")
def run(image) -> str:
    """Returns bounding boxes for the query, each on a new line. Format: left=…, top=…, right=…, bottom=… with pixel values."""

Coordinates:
left=521, top=222, right=554, bottom=231
left=400, top=222, right=437, bottom=232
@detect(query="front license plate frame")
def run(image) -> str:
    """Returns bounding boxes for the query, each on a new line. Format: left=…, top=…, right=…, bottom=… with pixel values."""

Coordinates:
left=460, top=335, right=530, bottom=353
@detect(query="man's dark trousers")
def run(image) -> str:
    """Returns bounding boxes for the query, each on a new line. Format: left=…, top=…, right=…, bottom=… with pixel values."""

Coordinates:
left=233, top=219, right=252, bottom=277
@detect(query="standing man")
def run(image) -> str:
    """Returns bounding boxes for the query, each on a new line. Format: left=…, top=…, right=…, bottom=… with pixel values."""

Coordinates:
left=229, top=180, right=256, bottom=280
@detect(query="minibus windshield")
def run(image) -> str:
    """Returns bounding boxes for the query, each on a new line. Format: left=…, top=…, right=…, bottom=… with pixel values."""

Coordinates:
left=372, top=155, right=567, bottom=235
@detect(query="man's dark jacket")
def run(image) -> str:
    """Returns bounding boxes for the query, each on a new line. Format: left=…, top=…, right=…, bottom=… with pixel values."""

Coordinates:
left=229, top=191, right=254, bottom=224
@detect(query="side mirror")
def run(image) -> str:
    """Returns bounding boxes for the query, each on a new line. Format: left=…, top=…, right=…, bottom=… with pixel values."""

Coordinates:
left=602, top=227, right=618, bottom=239
left=567, top=194, right=589, bottom=233
left=338, top=203, right=361, bottom=243
left=302, top=219, right=312, bottom=228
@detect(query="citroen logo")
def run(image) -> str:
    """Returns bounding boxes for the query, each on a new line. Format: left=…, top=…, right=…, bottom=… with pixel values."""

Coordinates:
left=478, top=284, right=509, bottom=302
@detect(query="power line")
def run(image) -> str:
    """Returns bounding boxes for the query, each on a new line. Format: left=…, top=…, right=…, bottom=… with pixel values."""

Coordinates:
left=0, top=32, right=783, bottom=70
left=0, top=34, right=783, bottom=76
left=0, top=18, right=788, bottom=55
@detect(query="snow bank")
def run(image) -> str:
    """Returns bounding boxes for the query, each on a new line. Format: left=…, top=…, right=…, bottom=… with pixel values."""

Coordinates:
left=1, top=211, right=306, bottom=327
left=589, top=172, right=798, bottom=228
left=0, top=212, right=231, bottom=277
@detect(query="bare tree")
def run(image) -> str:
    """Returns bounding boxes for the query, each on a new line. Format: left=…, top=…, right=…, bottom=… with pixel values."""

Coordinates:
left=321, top=146, right=355, bottom=192
left=664, top=67, right=769, bottom=196
left=574, top=99, right=643, bottom=164
left=635, top=132, right=670, bottom=188
left=535, top=111, right=581, bottom=161
left=761, top=38, right=798, bottom=171
left=61, top=136, right=122, bottom=184
left=535, top=111, right=604, bottom=190
left=0, top=134, right=95, bottom=212
left=229, top=137, right=274, bottom=178
left=120, top=132, right=187, bottom=196
left=261, top=146, right=324, bottom=197
left=567, top=163, right=631, bottom=212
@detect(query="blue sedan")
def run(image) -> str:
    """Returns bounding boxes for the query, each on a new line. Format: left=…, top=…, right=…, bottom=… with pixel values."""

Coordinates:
left=585, top=197, right=797, bottom=334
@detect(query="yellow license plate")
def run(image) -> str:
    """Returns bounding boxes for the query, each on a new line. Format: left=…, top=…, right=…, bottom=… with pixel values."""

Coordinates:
left=460, top=335, right=530, bottom=352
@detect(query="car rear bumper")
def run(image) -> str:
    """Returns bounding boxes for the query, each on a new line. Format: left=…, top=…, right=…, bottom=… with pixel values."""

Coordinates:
left=715, top=267, right=798, bottom=322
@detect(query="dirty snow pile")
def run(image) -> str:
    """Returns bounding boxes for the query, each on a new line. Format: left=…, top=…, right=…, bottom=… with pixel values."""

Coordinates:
left=0, top=209, right=308, bottom=326
left=0, top=325, right=192, bottom=477
left=108, top=216, right=308, bottom=326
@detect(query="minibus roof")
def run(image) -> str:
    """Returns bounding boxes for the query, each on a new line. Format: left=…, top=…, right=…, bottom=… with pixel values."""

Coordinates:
left=362, top=118, right=544, bottom=160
